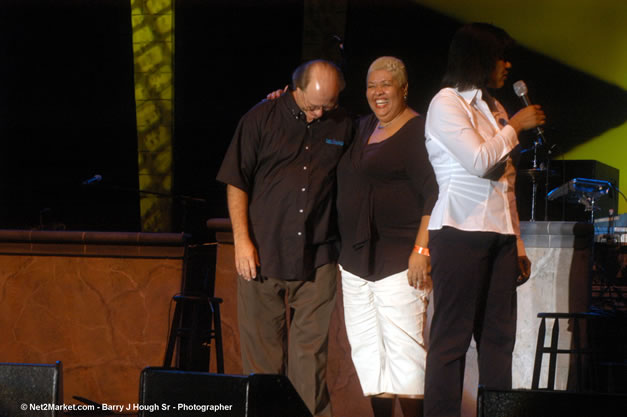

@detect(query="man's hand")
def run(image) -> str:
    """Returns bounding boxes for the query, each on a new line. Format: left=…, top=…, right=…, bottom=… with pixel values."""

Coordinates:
left=408, top=252, right=432, bottom=291
left=226, top=184, right=259, bottom=281
left=234, top=237, right=260, bottom=281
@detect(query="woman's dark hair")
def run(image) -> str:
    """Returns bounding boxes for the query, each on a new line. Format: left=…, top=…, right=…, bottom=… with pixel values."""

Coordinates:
left=442, top=22, right=515, bottom=91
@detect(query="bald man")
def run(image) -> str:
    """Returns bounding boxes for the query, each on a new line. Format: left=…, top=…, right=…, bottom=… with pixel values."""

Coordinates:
left=217, top=60, right=353, bottom=417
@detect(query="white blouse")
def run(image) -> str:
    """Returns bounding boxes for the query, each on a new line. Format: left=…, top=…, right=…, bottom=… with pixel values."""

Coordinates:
left=425, top=87, right=525, bottom=254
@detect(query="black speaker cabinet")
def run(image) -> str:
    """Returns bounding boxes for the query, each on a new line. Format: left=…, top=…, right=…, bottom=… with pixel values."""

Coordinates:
left=139, top=367, right=312, bottom=417
left=0, top=362, right=63, bottom=417
left=477, top=386, right=627, bottom=417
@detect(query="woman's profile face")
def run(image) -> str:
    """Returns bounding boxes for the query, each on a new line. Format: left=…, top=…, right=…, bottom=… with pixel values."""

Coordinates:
left=488, top=59, right=512, bottom=89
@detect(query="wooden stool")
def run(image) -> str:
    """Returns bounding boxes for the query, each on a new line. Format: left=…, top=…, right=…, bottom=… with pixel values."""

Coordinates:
left=163, top=294, right=224, bottom=373
left=531, top=312, right=593, bottom=391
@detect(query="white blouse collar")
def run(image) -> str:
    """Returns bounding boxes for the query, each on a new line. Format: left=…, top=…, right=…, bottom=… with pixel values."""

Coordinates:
left=455, top=87, right=481, bottom=104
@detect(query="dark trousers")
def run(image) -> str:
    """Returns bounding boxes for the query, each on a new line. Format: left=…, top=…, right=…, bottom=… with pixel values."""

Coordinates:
left=424, top=227, right=518, bottom=417
left=237, top=263, right=337, bottom=417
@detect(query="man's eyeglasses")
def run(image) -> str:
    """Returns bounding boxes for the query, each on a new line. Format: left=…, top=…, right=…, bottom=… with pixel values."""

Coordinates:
left=300, top=90, right=338, bottom=113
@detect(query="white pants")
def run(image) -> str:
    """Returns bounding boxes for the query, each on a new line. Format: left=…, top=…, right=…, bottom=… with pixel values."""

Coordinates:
left=341, top=266, right=429, bottom=396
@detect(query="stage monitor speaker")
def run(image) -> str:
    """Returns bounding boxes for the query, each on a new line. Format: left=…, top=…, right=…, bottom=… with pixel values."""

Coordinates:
left=0, top=361, right=63, bottom=417
left=139, top=367, right=312, bottom=417
left=477, top=386, right=627, bottom=417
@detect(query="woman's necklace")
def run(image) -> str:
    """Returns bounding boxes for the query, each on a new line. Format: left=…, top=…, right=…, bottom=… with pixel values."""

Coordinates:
left=376, top=109, right=405, bottom=129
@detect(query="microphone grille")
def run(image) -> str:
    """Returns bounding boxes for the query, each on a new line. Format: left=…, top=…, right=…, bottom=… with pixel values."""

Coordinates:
left=513, top=80, right=528, bottom=97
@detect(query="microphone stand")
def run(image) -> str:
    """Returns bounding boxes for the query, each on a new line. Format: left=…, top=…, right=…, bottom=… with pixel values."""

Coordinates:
left=544, top=138, right=551, bottom=221
left=135, top=187, right=207, bottom=233
left=85, top=182, right=207, bottom=233
left=526, top=123, right=560, bottom=222
left=138, top=188, right=207, bottom=233
left=542, top=139, right=560, bottom=221
left=530, top=135, right=542, bottom=222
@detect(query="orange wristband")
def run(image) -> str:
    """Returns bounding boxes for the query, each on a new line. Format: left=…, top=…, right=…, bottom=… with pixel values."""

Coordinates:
left=413, top=245, right=430, bottom=256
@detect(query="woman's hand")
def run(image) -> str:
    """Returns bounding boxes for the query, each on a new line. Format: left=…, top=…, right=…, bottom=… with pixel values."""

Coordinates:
left=408, top=252, right=432, bottom=291
left=265, top=85, right=289, bottom=101
left=516, top=255, right=532, bottom=286
left=509, top=104, right=546, bottom=134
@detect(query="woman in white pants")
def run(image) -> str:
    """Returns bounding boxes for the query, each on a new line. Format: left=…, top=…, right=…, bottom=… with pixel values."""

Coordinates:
left=336, top=56, right=438, bottom=417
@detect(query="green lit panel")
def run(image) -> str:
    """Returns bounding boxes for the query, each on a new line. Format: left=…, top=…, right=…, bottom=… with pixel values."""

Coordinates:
left=131, top=0, right=174, bottom=231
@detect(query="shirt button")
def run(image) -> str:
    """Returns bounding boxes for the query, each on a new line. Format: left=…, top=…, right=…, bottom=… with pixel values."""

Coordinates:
left=297, top=232, right=302, bottom=236
left=301, top=187, right=306, bottom=192
left=299, top=209, right=304, bottom=213
left=303, top=166, right=307, bottom=170
left=305, top=146, right=310, bottom=150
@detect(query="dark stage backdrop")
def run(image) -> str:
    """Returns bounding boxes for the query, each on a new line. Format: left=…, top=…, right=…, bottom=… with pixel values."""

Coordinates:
left=172, top=0, right=304, bottom=236
left=175, top=0, right=627, bottom=237
left=172, top=0, right=457, bottom=237
left=0, top=0, right=139, bottom=231
left=2, top=0, right=624, bottom=234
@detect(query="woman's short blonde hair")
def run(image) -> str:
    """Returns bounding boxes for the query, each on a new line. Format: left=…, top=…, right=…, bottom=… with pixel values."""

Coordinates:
left=367, top=56, right=408, bottom=87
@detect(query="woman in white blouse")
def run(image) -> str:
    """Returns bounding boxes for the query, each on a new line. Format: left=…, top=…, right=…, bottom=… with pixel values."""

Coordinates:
left=423, top=23, right=546, bottom=417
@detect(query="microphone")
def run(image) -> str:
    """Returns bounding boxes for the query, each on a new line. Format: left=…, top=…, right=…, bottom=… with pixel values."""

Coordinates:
left=332, top=34, right=344, bottom=52
left=82, top=174, right=102, bottom=185
left=513, top=80, right=546, bottom=144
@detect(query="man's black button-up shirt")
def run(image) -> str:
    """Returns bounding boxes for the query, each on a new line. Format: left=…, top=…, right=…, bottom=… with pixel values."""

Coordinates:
left=217, top=92, right=353, bottom=280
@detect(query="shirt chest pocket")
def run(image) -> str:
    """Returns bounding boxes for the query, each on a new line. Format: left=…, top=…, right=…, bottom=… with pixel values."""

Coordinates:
left=317, top=139, right=345, bottom=174
left=321, top=138, right=345, bottom=155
